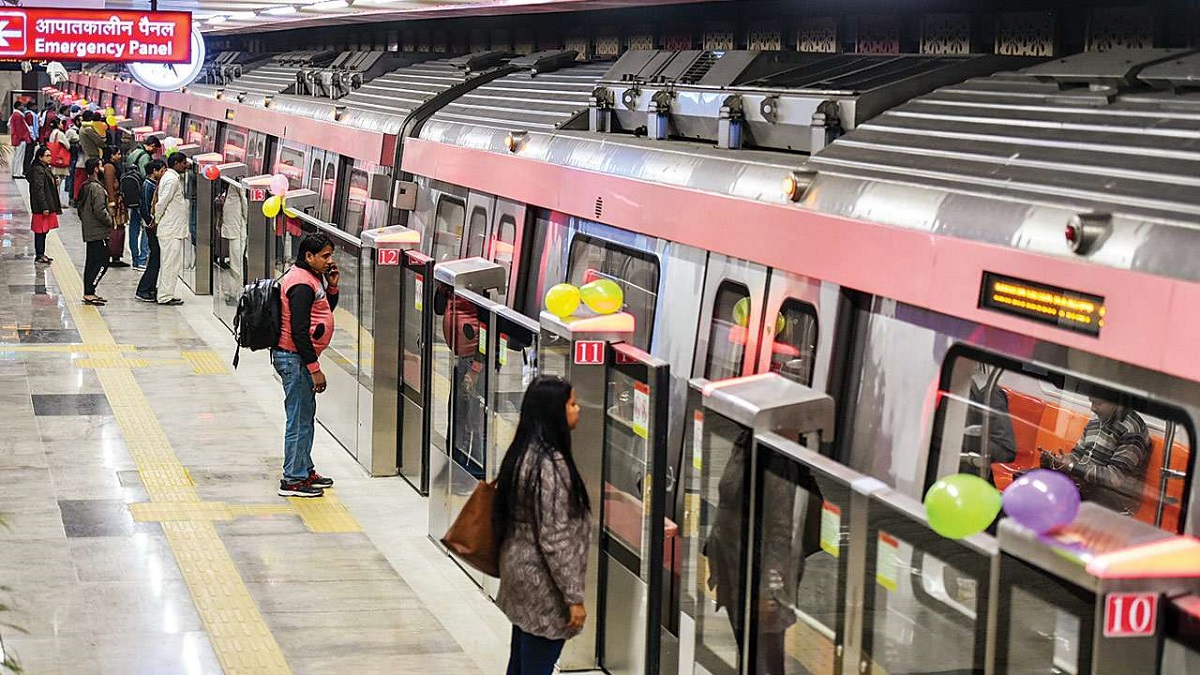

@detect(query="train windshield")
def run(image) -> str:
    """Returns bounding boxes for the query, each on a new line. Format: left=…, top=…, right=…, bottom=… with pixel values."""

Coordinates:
left=930, top=349, right=1195, bottom=533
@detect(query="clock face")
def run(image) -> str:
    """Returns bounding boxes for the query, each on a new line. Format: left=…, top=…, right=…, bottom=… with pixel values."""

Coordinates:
left=128, top=27, right=206, bottom=92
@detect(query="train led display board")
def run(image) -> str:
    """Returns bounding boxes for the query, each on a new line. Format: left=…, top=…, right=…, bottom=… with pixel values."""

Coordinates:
left=0, top=9, right=192, bottom=64
left=979, top=272, right=1106, bottom=337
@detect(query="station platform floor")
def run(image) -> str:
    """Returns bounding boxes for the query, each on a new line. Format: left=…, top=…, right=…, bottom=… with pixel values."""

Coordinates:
left=0, top=176, right=517, bottom=674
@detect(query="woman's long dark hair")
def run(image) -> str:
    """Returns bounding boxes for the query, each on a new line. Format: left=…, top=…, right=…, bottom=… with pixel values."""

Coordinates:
left=494, top=376, right=590, bottom=544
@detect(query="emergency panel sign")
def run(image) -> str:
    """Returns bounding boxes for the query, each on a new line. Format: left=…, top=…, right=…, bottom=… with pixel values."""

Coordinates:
left=1104, top=593, right=1158, bottom=638
left=0, top=9, right=192, bottom=64
left=573, top=340, right=605, bottom=365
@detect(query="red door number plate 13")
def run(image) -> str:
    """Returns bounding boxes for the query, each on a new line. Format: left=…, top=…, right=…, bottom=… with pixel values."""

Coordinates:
left=376, top=248, right=401, bottom=266
left=249, top=188, right=267, bottom=201
left=1104, top=592, right=1158, bottom=638
left=574, top=340, right=605, bottom=365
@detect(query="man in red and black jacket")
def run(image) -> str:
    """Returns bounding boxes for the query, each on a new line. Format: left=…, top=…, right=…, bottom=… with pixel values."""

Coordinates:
left=272, top=233, right=340, bottom=498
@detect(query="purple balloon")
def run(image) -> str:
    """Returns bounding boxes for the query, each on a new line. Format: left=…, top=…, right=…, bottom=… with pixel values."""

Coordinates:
left=1002, top=469, right=1081, bottom=534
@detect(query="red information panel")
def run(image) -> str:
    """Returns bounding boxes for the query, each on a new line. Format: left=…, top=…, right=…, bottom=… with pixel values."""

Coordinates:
left=377, top=248, right=400, bottom=267
left=1104, top=593, right=1158, bottom=638
left=574, top=340, right=605, bottom=365
left=0, top=9, right=192, bottom=64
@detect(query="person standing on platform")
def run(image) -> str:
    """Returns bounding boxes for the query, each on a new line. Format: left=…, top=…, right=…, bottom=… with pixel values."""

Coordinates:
left=22, top=106, right=37, bottom=176
left=220, top=183, right=248, bottom=299
left=494, top=376, right=591, bottom=675
left=135, top=160, right=166, bottom=303
left=9, top=101, right=33, bottom=180
left=126, top=135, right=160, bottom=178
left=100, top=146, right=130, bottom=268
left=27, top=146, right=61, bottom=265
left=77, top=158, right=112, bottom=306
left=153, top=152, right=189, bottom=306
left=37, top=102, right=56, bottom=145
left=63, top=110, right=81, bottom=202
left=74, top=113, right=104, bottom=204
left=273, top=232, right=340, bottom=498
left=47, top=119, right=72, bottom=187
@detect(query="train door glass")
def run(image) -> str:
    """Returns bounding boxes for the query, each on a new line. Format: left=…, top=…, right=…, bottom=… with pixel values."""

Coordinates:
left=488, top=313, right=537, bottom=480
left=185, top=118, right=217, bottom=153
left=704, top=282, right=751, bottom=381
left=129, top=100, right=145, bottom=126
left=689, top=412, right=750, bottom=675
left=273, top=142, right=307, bottom=274
left=748, top=436, right=855, bottom=675
left=449, top=294, right=489, bottom=481
left=245, top=131, right=268, bottom=176
left=221, top=127, right=248, bottom=164
left=566, top=234, right=660, bottom=351
left=432, top=197, right=465, bottom=262
left=770, top=300, right=819, bottom=386
left=861, top=492, right=994, bottom=675
left=600, top=344, right=668, bottom=675
left=491, top=214, right=517, bottom=306
left=466, top=207, right=488, bottom=258
left=929, top=348, right=1195, bottom=533
left=164, top=110, right=182, bottom=138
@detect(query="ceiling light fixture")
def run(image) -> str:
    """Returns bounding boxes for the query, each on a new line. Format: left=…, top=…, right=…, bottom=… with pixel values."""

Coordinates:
left=264, top=6, right=299, bottom=15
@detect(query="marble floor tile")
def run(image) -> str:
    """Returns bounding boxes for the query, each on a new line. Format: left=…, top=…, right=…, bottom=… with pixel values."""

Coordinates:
left=68, top=533, right=184, bottom=583
left=36, top=415, right=124, bottom=443
left=92, top=631, right=221, bottom=675
left=16, top=328, right=81, bottom=344
left=58, top=499, right=160, bottom=538
left=32, top=393, right=113, bottom=416
left=0, top=636, right=104, bottom=675
left=50, top=466, right=145, bottom=502
left=50, top=580, right=204, bottom=637
left=224, top=532, right=400, bottom=582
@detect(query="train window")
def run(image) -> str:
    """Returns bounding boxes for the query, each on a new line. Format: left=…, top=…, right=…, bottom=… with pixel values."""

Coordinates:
left=246, top=131, right=267, bottom=176
left=772, top=299, right=819, bottom=386
left=343, top=168, right=369, bottom=236
left=222, top=128, right=247, bottom=163
left=275, top=144, right=305, bottom=189
left=322, top=162, right=337, bottom=222
left=565, top=234, right=660, bottom=351
left=432, top=196, right=466, bottom=262
left=704, top=282, right=751, bottom=381
left=466, top=207, right=488, bottom=258
left=929, top=348, right=1195, bottom=533
left=492, top=214, right=517, bottom=305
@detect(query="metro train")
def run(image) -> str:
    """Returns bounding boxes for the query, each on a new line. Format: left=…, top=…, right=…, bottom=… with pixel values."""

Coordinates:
left=64, top=46, right=1200, bottom=674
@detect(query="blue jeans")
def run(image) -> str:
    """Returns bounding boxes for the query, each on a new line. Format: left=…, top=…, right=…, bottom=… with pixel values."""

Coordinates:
left=505, top=625, right=564, bottom=675
left=273, top=350, right=315, bottom=484
left=127, top=208, right=146, bottom=267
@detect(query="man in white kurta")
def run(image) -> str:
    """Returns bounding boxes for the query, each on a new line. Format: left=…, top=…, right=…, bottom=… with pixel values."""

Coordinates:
left=154, top=152, right=190, bottom=306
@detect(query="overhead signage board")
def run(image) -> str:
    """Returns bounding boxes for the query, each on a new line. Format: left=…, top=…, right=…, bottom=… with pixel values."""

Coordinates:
left=0, top=9, right=192, bottom=64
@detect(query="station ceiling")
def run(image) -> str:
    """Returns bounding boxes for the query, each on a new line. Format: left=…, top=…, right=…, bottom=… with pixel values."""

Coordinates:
left=103, top=0, right=713, bottom=35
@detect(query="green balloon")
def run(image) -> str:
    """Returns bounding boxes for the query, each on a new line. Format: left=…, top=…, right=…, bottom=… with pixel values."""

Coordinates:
left=580, top=278, right=623, bottom=315
left=923, top=473, right=1002, bottom=539
left=733, top=297, right=751, bottom=327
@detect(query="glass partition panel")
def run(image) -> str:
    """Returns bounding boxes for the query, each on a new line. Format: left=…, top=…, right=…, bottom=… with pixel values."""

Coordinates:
left=995, top=554, right=1094, bottom=674
left=429, top=284, right=455, bottom=458
left=401, top=263, right=426, bottom=399
left=449, top=297, right=488, bottom=480
left=490, top=315, right=536, bottom=479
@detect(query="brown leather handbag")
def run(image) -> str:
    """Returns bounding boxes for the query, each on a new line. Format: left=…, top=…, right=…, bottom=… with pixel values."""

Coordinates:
left=441, top=480, right=500, bottom=578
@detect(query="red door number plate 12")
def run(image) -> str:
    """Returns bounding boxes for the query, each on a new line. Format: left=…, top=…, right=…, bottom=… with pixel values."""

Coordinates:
left=376, top=248, right=400, bottom=266
left=1104, top=592, right=1158, bottom=638
left=573, top=340, right=605, bottom=365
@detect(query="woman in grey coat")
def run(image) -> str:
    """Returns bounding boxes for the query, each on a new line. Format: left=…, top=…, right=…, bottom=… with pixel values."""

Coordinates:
left=493, top=376, right=591, bottom=675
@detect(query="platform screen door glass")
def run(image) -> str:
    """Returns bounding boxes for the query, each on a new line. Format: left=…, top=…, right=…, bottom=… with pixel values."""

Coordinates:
left=489, top=315, right=537, bottom=482
left=749, top=440, right=848, bottom=675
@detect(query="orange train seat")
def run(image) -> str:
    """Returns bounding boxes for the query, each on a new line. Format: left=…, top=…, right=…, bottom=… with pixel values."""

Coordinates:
left=990, top=388, right=1048, bottom=489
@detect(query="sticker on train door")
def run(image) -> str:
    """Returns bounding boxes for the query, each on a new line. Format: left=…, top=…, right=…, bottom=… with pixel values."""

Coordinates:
left=413, top=274, right=423, bottom=312
left=499, top=334, right=508, bottom=367
left=632, top=381, right=649, bottom=439
left=692, top=410, right=704, bottom=470
left=876, top=531, right=900, bottom=592
left=820, top=502, right=841, bottom=558
left=478, top=326, right=487, bottom=355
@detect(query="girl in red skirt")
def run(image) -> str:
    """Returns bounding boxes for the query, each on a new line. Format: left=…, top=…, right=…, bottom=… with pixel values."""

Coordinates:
left=28, top=145, right=62, bottom=264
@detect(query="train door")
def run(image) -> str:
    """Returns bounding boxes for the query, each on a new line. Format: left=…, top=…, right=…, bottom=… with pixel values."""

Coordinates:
left=695, top=257, right=770, bottom=381
left=488, top=199, right=525, bottom=308
left=399, top=251, right=436, bottom=494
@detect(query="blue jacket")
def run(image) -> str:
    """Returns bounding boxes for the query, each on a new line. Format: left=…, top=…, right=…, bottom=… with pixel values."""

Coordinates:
left=140, top=178, right=158, bottom=227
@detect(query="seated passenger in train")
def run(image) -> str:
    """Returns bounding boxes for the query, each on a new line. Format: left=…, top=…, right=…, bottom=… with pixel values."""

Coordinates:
left=962, top=365, right=1017, bottom=477
left=1041, top=396, right=1151, bottom=515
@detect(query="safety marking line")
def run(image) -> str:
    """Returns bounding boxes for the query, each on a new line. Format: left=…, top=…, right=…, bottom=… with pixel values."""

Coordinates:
left=181, top=350, right=232, bottom=375
left=287, top=490, right=362, bottom=533
left=46, top=235, right=293, bottom=675
left=0, top=343, right=138, bottom=353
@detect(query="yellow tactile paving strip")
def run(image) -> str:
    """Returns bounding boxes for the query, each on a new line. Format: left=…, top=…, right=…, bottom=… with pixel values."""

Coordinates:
left=287, top=490, right=362, bottom=533
left=46, top=234, right=293, bottom=674
left=182, top=349, right=233, bottom=375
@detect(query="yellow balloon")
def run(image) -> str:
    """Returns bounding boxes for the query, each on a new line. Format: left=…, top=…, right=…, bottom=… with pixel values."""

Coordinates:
left=104, top=106, right=114, bottom=116
left=580, top=278, right=623, bottom=315
left=262, top=195, right=282, bottom=218
left=733, top=297, right=751, bottom=327
left=544, top=283, right=581, bottom=319
left=775, top=313, right=786, bottom=335
left=106, top=115, right=118, bottom=127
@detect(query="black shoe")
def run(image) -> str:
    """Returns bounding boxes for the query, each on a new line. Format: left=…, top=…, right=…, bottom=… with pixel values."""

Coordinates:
left=159, top=298, right=184, bottom=306
left=135, top=293, right=156, bottom=303
left=307, top=471, right=334, bottom=489
left=109, top=260, right=131, bottom=268
left=279, top=480, right=323, bottom=498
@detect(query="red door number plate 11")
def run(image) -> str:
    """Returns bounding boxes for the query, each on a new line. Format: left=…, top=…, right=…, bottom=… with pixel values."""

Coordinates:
left=376, top=248, right=400, bottom=266
left=574, top=340, right=605, bottom=365
left=1104, top=592, right=1158, bottom=638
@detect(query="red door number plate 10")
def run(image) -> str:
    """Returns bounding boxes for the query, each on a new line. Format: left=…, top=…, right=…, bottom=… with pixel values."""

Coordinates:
left=573, top=340, right=605, bottom=365
left=376, top=249, right=401, bottom=266
left=1104, top=593, right=1158, bottom=638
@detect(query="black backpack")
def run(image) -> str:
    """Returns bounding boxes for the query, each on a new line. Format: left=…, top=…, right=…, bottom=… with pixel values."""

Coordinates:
left=231, top=277, right=282, bottom=368
left=120, top=167, right=142, bottom=208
